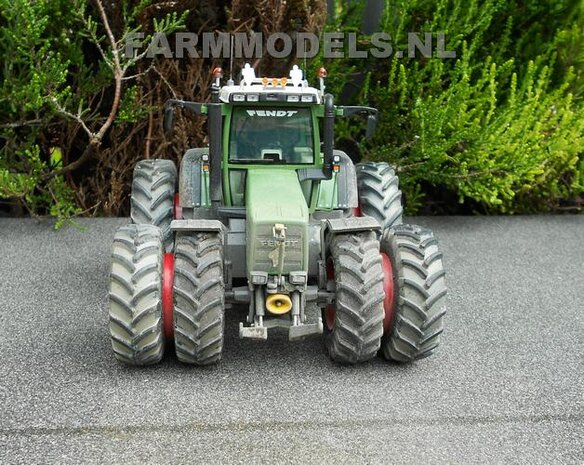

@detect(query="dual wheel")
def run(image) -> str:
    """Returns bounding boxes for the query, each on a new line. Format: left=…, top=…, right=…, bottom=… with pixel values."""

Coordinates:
left=323, top=225, right=447, bottom=364
left=108, top=226, right=226, bottom=366
left=109, top=159, right=225, bottom=366
left=109, top=225, right=447, bottom=367
left=324, top=162, right=447, bottom=364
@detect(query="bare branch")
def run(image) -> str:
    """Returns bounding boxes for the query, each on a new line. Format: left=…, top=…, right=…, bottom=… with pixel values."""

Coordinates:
left=122, top=62, right=154, bottom=81
left=123, top=46, right=153, bottom=72
left=52, top=98, right=93, bottom=138
left=0, top=119, right=42, bottom=129
left=145, top=110, right=154, bottom=159
left=93, top=0, right=120, bottom=71
left=93, top=0, right=123, bottom=143
left=46, top=141, right=98, bottom=180
left=153, top=64, right=178, bottom=98
left=47, top=0, right=124, bottom=179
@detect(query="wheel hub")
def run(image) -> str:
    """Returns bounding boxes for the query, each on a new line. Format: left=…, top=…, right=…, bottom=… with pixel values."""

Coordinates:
left=381, top=252, right=395, bottom=333
left=325, top=257, right=336, bottom=330
left=162, top=253, right=175, bottom=338
left=173, top=193, right=182, bottom=219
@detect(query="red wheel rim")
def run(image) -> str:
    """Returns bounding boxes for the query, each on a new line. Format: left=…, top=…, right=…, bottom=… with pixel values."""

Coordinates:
left=325, top=258, right=336, bottom=330
left=381, top=252, right=395, bottom=334
left=174, top=193, right=182, bottom=219
left=162, top=253, right=175, bottom=338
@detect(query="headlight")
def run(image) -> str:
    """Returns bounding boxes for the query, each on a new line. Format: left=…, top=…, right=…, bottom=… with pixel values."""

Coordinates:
left=232, top=94, right=245, bottom=102
left=287, top=95, right=300, bottom=102
left=301, top=95, right=314, bottom=102
left=247, top=94, right=259, bottom=102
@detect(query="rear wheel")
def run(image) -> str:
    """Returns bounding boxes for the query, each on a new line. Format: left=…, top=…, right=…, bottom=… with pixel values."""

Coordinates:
left=173, top=232, right=225, bottom=365
left=380, top=224, right=447, bottom=362
left=130, top=159, right=177, bottom=251
left=356, top=162, right=403, bottom=231
left=108, top=224, right=165, bottom=365
left=323, top=231, right=385, bottom=364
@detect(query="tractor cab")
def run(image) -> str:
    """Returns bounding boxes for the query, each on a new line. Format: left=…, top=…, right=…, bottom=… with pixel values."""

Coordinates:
left=163, top=64, right=378, bottom=211
left=228, top=106, right=315, bottom=165
left=218, top=65, right=322, bottom=210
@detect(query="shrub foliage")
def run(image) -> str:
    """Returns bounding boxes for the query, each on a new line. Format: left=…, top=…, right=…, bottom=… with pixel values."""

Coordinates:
left=319, top=0, right=583, bottom=213
left=0, top=0, right=581, bottom=220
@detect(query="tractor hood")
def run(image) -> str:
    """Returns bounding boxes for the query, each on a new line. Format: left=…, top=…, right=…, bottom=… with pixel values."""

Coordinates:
left=245, top=168, right=309, bottom=275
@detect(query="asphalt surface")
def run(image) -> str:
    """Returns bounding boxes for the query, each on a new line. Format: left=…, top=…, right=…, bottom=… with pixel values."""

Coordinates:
left=0, top=216, right=582, bottom=464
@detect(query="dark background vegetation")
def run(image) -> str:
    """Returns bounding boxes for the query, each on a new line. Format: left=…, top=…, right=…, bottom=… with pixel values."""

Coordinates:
left=0, top=0, right=582, bottom=224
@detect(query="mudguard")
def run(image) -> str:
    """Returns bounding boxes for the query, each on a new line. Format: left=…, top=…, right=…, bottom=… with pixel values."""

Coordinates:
left=170, top=219, right=225, bottom=232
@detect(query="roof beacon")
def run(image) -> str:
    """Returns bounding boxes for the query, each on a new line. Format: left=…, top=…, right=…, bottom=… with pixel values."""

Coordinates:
left=317, top=67, right=327, bottom=95
left=212, top=67, right=223, bottom=88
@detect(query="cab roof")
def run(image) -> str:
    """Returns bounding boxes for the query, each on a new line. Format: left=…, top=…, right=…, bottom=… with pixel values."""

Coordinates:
left=218, top=63, right=322, bottom=104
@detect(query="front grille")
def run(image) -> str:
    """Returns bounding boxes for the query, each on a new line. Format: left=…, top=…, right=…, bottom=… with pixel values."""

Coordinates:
left=252, top=226, right=304, bottom=273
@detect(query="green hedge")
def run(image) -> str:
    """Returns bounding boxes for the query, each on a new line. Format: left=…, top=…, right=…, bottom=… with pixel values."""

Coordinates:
left=317, top=0, right=583, bottom=213
left=0, top=0, right=582, bottom=221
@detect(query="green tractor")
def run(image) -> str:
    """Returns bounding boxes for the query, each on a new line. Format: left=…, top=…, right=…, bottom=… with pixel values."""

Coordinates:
left=108, top=64, right=447, bottom=366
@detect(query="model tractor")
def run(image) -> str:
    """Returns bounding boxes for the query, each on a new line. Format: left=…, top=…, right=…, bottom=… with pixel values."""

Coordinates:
left=108, top=64, right=447, bottom=366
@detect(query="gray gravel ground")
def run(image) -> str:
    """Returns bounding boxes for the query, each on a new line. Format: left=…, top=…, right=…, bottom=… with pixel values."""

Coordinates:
left=0, top=216, right=582, bottom=464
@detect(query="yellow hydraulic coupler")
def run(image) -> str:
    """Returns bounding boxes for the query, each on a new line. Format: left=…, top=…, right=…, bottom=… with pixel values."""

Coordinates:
left=265, top=294, right=293, bottom=315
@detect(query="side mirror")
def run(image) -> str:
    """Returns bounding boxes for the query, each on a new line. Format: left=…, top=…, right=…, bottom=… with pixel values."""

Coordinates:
left=163, top=104, right=174, bottom=137
left=163, top=100, right=206, bottom=137
left=337, top=105, right=379, bottom=140
left=365, top=114, right=377, bottom=140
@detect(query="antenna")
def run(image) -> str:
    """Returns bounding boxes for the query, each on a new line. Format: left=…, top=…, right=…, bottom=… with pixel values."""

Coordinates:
left=228, top=34, right=234, bottom=86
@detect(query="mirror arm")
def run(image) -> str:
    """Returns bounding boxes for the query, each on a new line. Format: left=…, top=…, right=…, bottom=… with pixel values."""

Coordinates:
left=338, top=106, right=378, bottom=118
left=165, top=99, right=205, bottom=115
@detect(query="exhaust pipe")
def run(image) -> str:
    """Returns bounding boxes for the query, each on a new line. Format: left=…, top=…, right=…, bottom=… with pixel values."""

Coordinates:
left=322, top=93, right=335, bottom=179
left=209, top=78, right=223, bottom=210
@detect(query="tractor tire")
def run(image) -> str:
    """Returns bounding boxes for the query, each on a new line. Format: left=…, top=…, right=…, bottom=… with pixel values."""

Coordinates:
left=108, top=224, right=165, bottom=365
left=380, top=224, right=447, bottom=362
left=323, top=231, right=385, bottom=364
left=356, top=162, right=403, bottom=231
left=173, top=232, right=225, bottom=365
left=130, top=159, right=177, bottom=252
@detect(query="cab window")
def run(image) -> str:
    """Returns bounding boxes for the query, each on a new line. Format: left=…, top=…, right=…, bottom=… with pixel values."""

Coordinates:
left=229, top=107, right=314, bottom=164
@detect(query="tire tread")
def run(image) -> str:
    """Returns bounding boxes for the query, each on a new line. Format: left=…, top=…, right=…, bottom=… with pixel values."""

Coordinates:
left=324, top=231, right=385, bottom=364
left=130, top=159, right=176, bottom=251
left=173, top=232, right=225, bottom=365
left=380, top=224, right=447, bottom=362
left=108, top=224, right=164, bottom=366
left=356, top=162, right=403, bottom=231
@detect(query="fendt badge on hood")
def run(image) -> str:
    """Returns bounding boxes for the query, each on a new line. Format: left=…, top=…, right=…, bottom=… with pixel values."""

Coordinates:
left=246, top=110, right=298, bottom=117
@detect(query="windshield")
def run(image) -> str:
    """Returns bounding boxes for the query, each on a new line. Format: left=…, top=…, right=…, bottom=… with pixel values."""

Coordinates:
left=229, top=107, right=314, bottom=164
